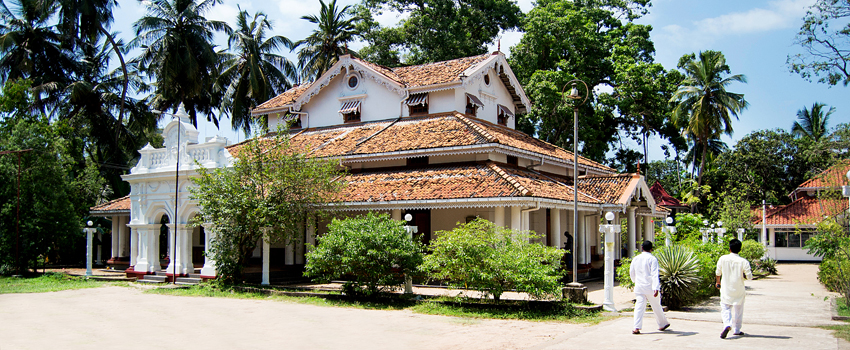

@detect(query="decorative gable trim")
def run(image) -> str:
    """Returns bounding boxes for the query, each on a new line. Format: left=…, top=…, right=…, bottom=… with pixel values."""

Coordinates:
left=293, top=56, right=406, bottom=110
left=460, top=53, right=531, bottom=113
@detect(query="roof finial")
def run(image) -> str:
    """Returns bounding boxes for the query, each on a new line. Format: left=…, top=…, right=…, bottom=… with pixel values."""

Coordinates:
left=636, top=162, right=641, bottom=175
left=497, top=39, right=501, bottom=52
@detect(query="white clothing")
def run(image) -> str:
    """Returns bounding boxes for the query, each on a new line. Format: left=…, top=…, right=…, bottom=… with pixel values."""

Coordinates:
left=715, top=253, right=753, bottom=305
left=630, top=252, right=661, bottom=296
left=721, top=302, right=744, bottom=334
left=633, top=291, right=669, bottom=330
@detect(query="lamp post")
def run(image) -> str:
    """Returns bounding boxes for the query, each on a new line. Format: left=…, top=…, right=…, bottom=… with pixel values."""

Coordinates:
left=662, top=216, right=676, bottom=247
left=152, top=104, right=189, bottom=284
left=701, top=220, right=710, bottom=243
left=403, top=214, right=416, bottom=294
left=85, top=221, right=96, bottom=277
left=562, top=79, right=589, bottom=284
left=599, top=211, right=620, bottom=311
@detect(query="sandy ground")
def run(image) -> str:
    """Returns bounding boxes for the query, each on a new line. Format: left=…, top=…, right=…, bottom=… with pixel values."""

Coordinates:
left=1, top=263, right=848, bottom=350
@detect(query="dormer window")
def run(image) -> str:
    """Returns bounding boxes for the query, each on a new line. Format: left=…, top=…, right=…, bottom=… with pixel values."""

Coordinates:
left=407, top=93, right=428, bottom=115
left=497, top=104, right=514, bottom=126
left=466, top=93, right=484, bottom=116
left=339, top=100, right=361, bottom=123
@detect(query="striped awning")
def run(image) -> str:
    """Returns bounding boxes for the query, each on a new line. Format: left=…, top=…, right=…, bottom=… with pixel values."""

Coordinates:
left=497, top=104, right=514, bottom=118
left=339, top=100, right=361, bottom=114
left=406, top=93, right=428, bottom=106
left=466, top=93, right=484, bottom=107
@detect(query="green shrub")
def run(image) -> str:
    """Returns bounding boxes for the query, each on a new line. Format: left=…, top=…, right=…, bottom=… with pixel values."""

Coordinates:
left=685, top=239, right=726, bottom=301
left=304, top=212, right=424, bottom=296
left=616, top=257, right=634, bottom=290
left=818, top=257, right=850, bottom=295
left=754, top=257, right=777, bottom=275
left=420, top=218, right=564, bottom=301
left=657, top=245, right=701, bottom=309
left=740, top=239, right=766, bottom=266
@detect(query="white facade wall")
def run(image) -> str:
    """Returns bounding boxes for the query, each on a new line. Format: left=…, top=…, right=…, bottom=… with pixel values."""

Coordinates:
left=431, top=208, right=479, bottom=238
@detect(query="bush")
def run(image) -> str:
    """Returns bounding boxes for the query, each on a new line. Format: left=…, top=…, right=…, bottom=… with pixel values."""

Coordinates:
left=419, top=218, right=564, bottom=301
left=657, top=245, right=701, bottom=309
left=616, top=257, right=634, bottom=290
left=685, top=239, right=727, bottom=301
left=818, top=257, right=850, bottom=295
left=754, top=257, right=777, bottom=275
left=740, top=240, right=766, bottom=266
left=304, top=212, right=423, bottom=296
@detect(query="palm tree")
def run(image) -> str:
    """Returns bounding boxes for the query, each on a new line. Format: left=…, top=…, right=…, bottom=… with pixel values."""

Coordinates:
left=296, top=0, right=358, bottom=82
left=131, top=0, right=231, bottom=127
left=219, top=9, right=297, bottom=135
left=670, top=50, right=748, bottom=187
left=0, top=0, right=76, bottom=110
left=792, top=102, right=834, bottom=141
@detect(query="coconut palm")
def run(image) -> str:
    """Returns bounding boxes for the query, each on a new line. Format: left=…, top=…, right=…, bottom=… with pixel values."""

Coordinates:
left=0, top=0, right=76, bottom=110
left=670, top=50, right=748, bottom=187
left=219, top=9, right=297, bottom=135
left=295, top=0, right=358, bottom=82
left=792, top=102, right=834, bottom=141
left=131, top=0, right=231, bottom=128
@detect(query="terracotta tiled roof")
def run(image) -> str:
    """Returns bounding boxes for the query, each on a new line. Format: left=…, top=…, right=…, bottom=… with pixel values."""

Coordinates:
left=253, top=83, right=312, bottom=112
left=90, top=196, right=130, bottom=214
left=577, top=174, right=640, bottom=205
left=390, top=53, right=491, bottom=88
left=337, top=162, right=602, bottom=203
left=649, top=181, right=684, bottom=208
left=795, top=160, right=850, bottom=190
left=752, top=196, right=848, bottom=226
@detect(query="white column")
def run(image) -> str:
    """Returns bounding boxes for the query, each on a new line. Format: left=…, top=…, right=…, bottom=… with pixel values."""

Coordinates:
left=494, top=206, right=505, bottom=228
left=119, top=216, right=129, bottom=257
left=577, top=211, right=586, bottom=265
left=133, top=226, right=159, bottom=273
left=111, top=217, right=120, bottom=260
left=179, top=225, right=193, bottom=274
left=521, top=210, right=530, bottom=232
left=306, top=215, right=316, bottom=254
left=391, top=209, right=401, bottom=221
left=510, top=206, right=521, bottom=231
left=627, top=207, right=636, bottom=258
left=550, top=209, right=561, bottom=248
left=636, top=216, right=643, bottom=244
left=166, top=225, right=176, bottom=275
left=129, top=226, right=138, bottom=267
left=285, top=242, right=295, bottom=265
left=644, top=217, right=654, bottom=243
left=200, top=224, right=217, bottom=278
left=85, top=228, right=93, bottom=276
left=262, top=230, right=270, bottom=285
left=296, top=223, right=305, bottom=265
left=614, top=212, right=621, bottom=260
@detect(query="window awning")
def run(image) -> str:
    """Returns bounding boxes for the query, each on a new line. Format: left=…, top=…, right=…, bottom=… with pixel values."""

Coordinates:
left=497, top=104, right=514, bottom=118
left=339, top=100, right=361, bottom=114
left=466, top=93, right=484, bottom=107
left=406, top=93, right=428, bottom=106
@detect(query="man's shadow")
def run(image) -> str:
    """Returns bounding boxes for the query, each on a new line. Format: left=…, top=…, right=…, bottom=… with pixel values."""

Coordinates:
left=727, top=334, right=792, bottom=340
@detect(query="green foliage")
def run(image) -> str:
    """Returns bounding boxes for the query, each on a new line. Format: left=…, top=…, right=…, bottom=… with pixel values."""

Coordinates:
left=739, top=240, right=765, bottom=266
left=687, top=239, right=727, bottom=301
left=672, top=213, right=706, bottom=242
left=356, top=0, right=521, bottom=65
left=753, top=257, right=777, bottom=275
left=420, top=218, right=564, bottom=301
left=616, top=257, right=634, bottom=290
left=806, top=218, right=850, bottom=303
left=304, top=212, right=423, bottom=295
left=295, top=0, right=358, bottom=81
left=789, top=0, right=850, bottom=86
left=0, top=273, right=110, bottom=293
left=190, top=127, right=345, bottom=284
left=644, top=160, right=686, bottom=199
left=656, top=245, right=701, bottom=310
left=709, top=187, right=755, bottom=238
left=792, top=102, right=835, bottom=141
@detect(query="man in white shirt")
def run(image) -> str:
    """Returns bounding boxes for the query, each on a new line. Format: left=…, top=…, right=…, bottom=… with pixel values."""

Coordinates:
left=715, top=238, right=753, bottom=339
left=629, top=241, right=670, bottom=335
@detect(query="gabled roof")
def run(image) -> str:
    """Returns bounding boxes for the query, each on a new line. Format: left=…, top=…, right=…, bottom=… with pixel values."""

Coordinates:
left=252, top=52, right=530, bottom=116
left=791, top=160, right=850, bottom=199
left=337, top=162, right=601, bottom=205
left=230, top=113, right=616, bottom=174
left=752, top=196, right=848, bottom=226
left=649, top=181, right=686, bottom=208
left=89, top=196, right=130, bottom=215
left=578, top=173, right=658, bottom=211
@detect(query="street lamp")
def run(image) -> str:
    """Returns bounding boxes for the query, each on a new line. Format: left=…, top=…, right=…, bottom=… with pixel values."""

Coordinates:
left=85, top=220, right=95, bottom=277
left=562, top=79, right=589, bottom=284
left=662, top=216, right=676, bottom=247
left=715, top=221, right=726, bottom=243
left=152, top=104, right=190, bottom=283
left=736, top=228, right=745, bottom=241
left=599, top=211, right=620, bottom=311
left=403, top=214, right=417, bottom=294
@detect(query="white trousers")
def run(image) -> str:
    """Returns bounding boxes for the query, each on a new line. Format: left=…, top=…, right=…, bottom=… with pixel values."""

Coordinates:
left=633, top=292, right=668, bottom=330
left=721, top=303, right=744, bottom=333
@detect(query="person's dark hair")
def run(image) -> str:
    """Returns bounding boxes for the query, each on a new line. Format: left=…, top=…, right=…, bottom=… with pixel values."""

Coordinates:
left=729, top=239, right=742, bottom=254
left=641, top=240, right=653, bottom=252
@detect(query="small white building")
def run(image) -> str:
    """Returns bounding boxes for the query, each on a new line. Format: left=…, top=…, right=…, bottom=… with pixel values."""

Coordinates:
left=91, top=52, right=665, bottom=281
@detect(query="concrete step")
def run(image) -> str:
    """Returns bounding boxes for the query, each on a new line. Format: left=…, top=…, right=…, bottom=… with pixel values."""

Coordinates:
left=140, top=275, right=167, bottom=283
left=175, top=277, right=202, bottom=285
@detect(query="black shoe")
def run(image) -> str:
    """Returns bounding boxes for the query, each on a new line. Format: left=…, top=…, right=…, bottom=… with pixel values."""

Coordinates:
left=734, top=332, right=744, bottom=336
left=720, top=326, right=731, bottom=339
left=659, top=324, right=670, bottom=331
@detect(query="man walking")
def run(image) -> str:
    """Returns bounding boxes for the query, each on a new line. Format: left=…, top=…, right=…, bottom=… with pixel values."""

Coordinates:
left=629, top=241, right=670, bottom=334
left=716, top=238, right=753, bottom=339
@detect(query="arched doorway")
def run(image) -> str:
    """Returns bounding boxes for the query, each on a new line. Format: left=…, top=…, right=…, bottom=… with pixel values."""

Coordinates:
left=159, top=214, right=169, bottom=270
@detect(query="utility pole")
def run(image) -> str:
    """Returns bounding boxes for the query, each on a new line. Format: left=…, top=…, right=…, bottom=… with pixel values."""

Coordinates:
left=0, top=149, right=33, bottom=275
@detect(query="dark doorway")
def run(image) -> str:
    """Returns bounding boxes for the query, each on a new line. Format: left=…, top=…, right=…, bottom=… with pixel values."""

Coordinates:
left=404, top=209, right=431, bottom=246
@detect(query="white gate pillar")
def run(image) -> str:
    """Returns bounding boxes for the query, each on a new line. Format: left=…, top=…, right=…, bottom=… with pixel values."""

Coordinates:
left=627, top=207, right=636, bottom=258
left=200, top=224, right=217, bottom=278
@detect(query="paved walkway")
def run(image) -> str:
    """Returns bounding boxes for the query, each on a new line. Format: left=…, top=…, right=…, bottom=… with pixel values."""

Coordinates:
left=0, top=263, right=847, bottom=349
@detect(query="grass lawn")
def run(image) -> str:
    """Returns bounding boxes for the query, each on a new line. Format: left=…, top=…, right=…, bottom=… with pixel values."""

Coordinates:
left=818, top=298, right=850, bottom=342
left=837, top=297, right=850, bottom=318
left=145, top=284, right=605, bottom=323
left=0, top=273, right=113, bottom=294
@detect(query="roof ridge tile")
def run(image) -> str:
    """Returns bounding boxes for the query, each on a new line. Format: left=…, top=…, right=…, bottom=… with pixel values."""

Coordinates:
left=488, top=162, right=531, bottom=196
left=455, top=113, right=499, bottom=143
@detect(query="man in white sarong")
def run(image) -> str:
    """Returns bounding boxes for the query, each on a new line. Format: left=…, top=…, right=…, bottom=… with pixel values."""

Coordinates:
left=715, top=238, right=753, bottom=339
left=629, top=241, right=670, bottom=335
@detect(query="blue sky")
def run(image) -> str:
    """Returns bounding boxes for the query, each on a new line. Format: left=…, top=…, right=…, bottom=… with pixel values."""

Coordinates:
left=111, top=0, right=848, bottom=161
